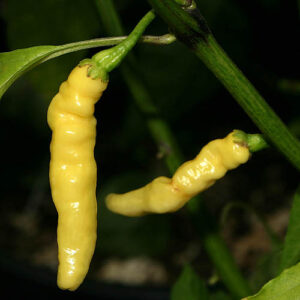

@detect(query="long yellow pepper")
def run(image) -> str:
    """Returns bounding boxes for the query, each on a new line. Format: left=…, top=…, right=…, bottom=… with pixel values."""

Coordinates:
left=106, top=132, right=251, bottom=216
left=47, top=65, right=107, bottom=290
left=47, top=10, right=155, bottom=291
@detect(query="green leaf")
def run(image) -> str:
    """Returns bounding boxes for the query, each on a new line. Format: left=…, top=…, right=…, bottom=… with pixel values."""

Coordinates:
left=0, top=46, right=57, bottom=99
left=279, top=186, right=300, bottom=272
left=0, top=37, right=128, bottom=100
left=171, top=265, right=209, bottom=300
left=245, top=261, right=300, bottom=300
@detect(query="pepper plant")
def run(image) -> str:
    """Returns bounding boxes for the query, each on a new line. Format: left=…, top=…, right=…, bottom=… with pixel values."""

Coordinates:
left=0, top=0, right=299, bottom=299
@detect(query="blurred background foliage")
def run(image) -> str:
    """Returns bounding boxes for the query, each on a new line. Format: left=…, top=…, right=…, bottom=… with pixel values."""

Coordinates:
left=0, top=0, right=299, bottom=298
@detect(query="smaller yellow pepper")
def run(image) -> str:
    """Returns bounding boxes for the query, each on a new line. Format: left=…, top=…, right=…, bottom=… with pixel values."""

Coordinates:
left=106, top=131, right=251, bottom=216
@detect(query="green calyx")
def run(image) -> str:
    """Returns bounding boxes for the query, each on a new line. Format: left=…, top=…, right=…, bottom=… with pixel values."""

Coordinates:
left=79, top=56, right=110, bottom=82
left=79, top=10, right=155, bottom=82
left=233, top=130, right=269, bottom=153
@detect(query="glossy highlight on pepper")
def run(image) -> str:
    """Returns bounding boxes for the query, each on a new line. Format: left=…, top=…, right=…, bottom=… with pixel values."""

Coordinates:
left=106, top=132, right=251, bottom=216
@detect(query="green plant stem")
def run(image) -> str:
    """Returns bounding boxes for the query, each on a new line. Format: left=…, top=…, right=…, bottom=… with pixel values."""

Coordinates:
left=92, top=10, right=155, bottom=73
left=96, top=0, right=251, bottom=298
left=95, top=0, right=183, bottom=172
left=196, top=35, right=300, bottom=169
left=41, top=34, right=176, bottom=63
left=121, top=64, right=184, bottom=173
left=80, top=10, right=155, bottom=81
left=148, top=0, right=300, bottom=172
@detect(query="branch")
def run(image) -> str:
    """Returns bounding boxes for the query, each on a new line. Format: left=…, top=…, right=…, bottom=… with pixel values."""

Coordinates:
left=148, top=0, right=300, bottom=172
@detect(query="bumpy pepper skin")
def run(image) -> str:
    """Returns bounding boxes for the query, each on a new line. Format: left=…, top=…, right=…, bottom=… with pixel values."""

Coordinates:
left=106, top=132, right=250, bottom=216
left=47, top=65, right=107, bottom=291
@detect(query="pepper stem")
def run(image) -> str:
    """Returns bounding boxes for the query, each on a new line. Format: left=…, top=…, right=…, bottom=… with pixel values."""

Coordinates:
left=80, top=10, right=155, bottom=81
left=232, top=130, right=269, bottom=153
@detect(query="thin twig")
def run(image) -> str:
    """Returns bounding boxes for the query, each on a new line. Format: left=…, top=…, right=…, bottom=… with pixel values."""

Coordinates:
left=42, top=34, right=176, bottom=64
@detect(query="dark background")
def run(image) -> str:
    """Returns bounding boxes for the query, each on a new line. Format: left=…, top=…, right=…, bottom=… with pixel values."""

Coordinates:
left=0, top=0, right=299, bottom=298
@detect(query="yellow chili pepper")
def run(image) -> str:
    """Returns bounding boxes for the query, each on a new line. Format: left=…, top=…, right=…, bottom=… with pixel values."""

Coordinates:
left=47, top=65, right=107, bottom=291
left=106, top=131, right=251, bottom=216
left=47, top=11, right=155, bottom=291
